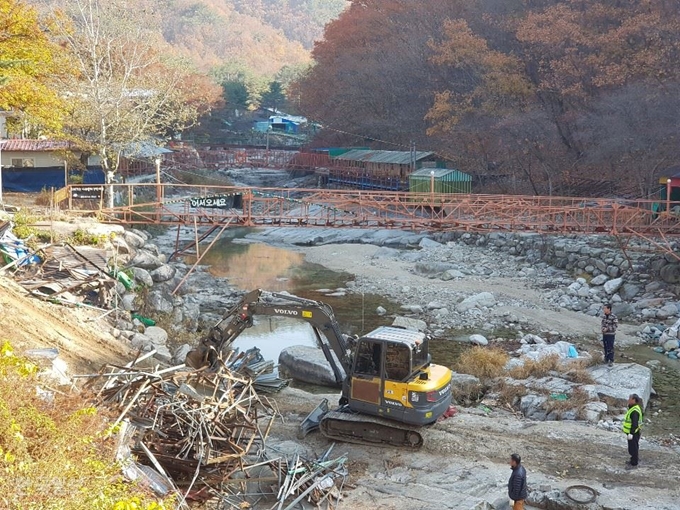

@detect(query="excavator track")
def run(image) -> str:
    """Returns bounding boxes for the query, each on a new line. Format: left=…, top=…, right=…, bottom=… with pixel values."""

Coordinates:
left=319, top=410, right=424, bottom=448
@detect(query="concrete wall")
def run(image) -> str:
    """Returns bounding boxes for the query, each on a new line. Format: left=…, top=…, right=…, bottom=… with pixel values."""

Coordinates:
left=1, top=150, right=68, bottom=168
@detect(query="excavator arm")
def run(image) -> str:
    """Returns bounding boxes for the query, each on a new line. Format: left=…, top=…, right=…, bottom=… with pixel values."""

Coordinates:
left=185, top=289, right=351, bottom=384
left=185, top=288, right=453, bottom=448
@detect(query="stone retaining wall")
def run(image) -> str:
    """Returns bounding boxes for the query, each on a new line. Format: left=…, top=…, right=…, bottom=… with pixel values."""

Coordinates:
left=434, top=232, right=680, bottom=321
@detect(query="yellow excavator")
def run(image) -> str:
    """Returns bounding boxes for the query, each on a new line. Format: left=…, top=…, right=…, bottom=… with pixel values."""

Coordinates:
left=186, top=289, right=452, bottom=447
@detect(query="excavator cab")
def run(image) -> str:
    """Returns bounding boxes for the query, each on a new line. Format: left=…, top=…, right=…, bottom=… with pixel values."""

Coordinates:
left=345, top=327, right=451, bottom=427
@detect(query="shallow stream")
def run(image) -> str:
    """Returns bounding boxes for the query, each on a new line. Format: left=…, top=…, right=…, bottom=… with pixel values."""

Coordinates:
left=184, top=230, right=468, bottom=371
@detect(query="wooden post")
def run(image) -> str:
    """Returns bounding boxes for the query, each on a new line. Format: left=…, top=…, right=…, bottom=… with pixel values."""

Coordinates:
left=667, top=178, right=672, bottom=214
left=430, top=170, right=435, bottom=209
left=194, top=215, right=200, bottom=258
left=155, top=158, right=162, bottom=203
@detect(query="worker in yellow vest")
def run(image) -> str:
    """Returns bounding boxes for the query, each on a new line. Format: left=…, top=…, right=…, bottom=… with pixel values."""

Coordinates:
left=623, top=393, right=643, bottom=469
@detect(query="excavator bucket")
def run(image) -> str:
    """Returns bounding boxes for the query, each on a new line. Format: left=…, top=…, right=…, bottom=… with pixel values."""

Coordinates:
left=299, top=398, right=330, bottom=438
left=185, top=346, right=211, bottom=369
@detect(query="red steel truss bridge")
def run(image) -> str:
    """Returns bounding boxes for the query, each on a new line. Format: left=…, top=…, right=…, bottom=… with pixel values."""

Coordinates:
left=66, top=183, right=680, bottom=252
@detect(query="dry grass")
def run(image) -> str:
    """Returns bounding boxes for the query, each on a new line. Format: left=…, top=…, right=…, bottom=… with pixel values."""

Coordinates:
left=562, top=367, right=596, bottom=384
left=0, top=341, right=170, bottom=509
left=542, top=387, right=591, bottom=419
left=454, top=346, right=510, bottom=380
left=508, top=354, right=561, bottom=379
left=451, top=380, right=486, bottom=406
left=495, top=379, right=528, bottom=406
left=34, top=188, right=53, bottom=207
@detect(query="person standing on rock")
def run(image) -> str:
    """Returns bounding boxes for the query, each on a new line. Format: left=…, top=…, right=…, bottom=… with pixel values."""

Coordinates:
left=508, top=453, right=528, bottom=510
left=623, top=393, right=643, bottom=469
left=601, top=304, right=618, bottom=367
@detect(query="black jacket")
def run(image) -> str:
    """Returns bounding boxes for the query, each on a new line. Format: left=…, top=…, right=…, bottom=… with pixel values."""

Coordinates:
left=508, top=464, right=528, bottom=501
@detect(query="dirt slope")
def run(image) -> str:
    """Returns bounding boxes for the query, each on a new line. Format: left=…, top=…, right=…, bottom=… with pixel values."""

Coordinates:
left=0, top=277, right=131, bottom=373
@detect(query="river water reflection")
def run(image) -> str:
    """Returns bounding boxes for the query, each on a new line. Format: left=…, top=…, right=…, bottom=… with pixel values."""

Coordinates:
left=186, top=232, right=467, bottom=373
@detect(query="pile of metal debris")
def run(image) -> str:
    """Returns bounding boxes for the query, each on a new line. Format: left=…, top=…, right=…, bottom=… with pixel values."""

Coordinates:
left=83, top=349, right=346, bottom=509
left=0, top=220, right=117, bottom=309
left=14, top=243, right=116, bottom=308
left=0, top=220, right=40, bottom=269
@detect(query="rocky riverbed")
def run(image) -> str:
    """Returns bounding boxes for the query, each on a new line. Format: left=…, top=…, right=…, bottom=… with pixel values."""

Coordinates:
left=89, top=167, right=680, bottom=509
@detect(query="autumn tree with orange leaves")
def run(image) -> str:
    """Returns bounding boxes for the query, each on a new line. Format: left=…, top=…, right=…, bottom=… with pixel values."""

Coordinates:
left=298, top=0, right=680, bottom=196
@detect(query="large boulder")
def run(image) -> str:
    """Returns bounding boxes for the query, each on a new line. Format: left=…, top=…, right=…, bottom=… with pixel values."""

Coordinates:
left=418, top=238, right=442, bottom=249
left=612, top=303, right=634, bottom=318
left=144, top=326, right=168, bottom=346
left=603, top=277, right=623, bottom=295
left=173, top=344, right=193, bottom=365
left=131, top=267, right=154, bottom=287
left=590, top=274, right=608, bottom=286
left=372, top=247, right=401, bottom=259
left=440, top=269, right=465, bottom=281
left=656, top=303, right=678, bottom=320
left=120, top=292, right=138, bottom=311
left=519, top=394, right=548, bottom=420
left=586, top=363, right=652, bottom=410
left=124, top=231, right=146, bottom=249
left=520, top=334, right=546, bottom=345
left=130, top=333, right=153, bottom=351
left=457, top=292, right=496, bottom=312
left=469, top=334, right=488, bottom=346
left=517, top=341, right=574, bottom=361
left=147, top=289, right=174, bottom=314
left=150, top=264, right=176, bottom=283
left=663, top=338, right=679, bottom=351
left=278, top=345, right=346, bottom=387
left=111, top=236, right=132, bottom=255
left=414, top=261, right=456, bottom=276
left=582, top=401, right=608, bottom=423
left=392, top=316, right=427, bottom=332
left=619, top=283, right=641, bottom=301
left=152, top=344, right=173, bottom=364
left=660, top=264, right=680, bottom=284
left=129, top=250, right=163, bottom=270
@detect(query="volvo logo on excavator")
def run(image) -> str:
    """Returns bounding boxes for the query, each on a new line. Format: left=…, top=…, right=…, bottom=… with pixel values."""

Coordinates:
left=274, top=308, right=298, bottom=316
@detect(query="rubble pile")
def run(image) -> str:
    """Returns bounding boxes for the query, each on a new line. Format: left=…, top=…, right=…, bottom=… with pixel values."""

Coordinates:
left=83, top=350, right=343, bottom=508
left=13, top=243, right=118, bottom=307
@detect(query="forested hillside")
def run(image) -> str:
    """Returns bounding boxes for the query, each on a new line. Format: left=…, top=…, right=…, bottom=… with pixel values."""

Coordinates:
left=36, top=0, right=347, bottom=76
left=230, top=0, right=348, bottom=50
left=298, top=0, right=680, bottom=197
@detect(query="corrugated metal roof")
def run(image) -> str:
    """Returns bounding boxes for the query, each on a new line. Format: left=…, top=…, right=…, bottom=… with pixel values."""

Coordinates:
left=121, top=141, right=173, bottom=159
left=333, top=149, right=434, bottom=165
left=0, top=139, right=74, bottom=151
left=410, top=168, right=472, bottom=181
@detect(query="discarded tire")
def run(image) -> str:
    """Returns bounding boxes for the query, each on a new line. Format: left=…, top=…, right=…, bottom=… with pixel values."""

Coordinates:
left=565, top=485, right=598, bottom=504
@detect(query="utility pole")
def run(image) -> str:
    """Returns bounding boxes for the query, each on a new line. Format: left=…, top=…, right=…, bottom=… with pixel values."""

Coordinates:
left=410, top=141, right=416, bottom=173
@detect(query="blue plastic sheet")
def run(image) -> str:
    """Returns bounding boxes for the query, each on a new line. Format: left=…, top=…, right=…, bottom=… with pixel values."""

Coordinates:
left=2, top=166, right=104, bottom=192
